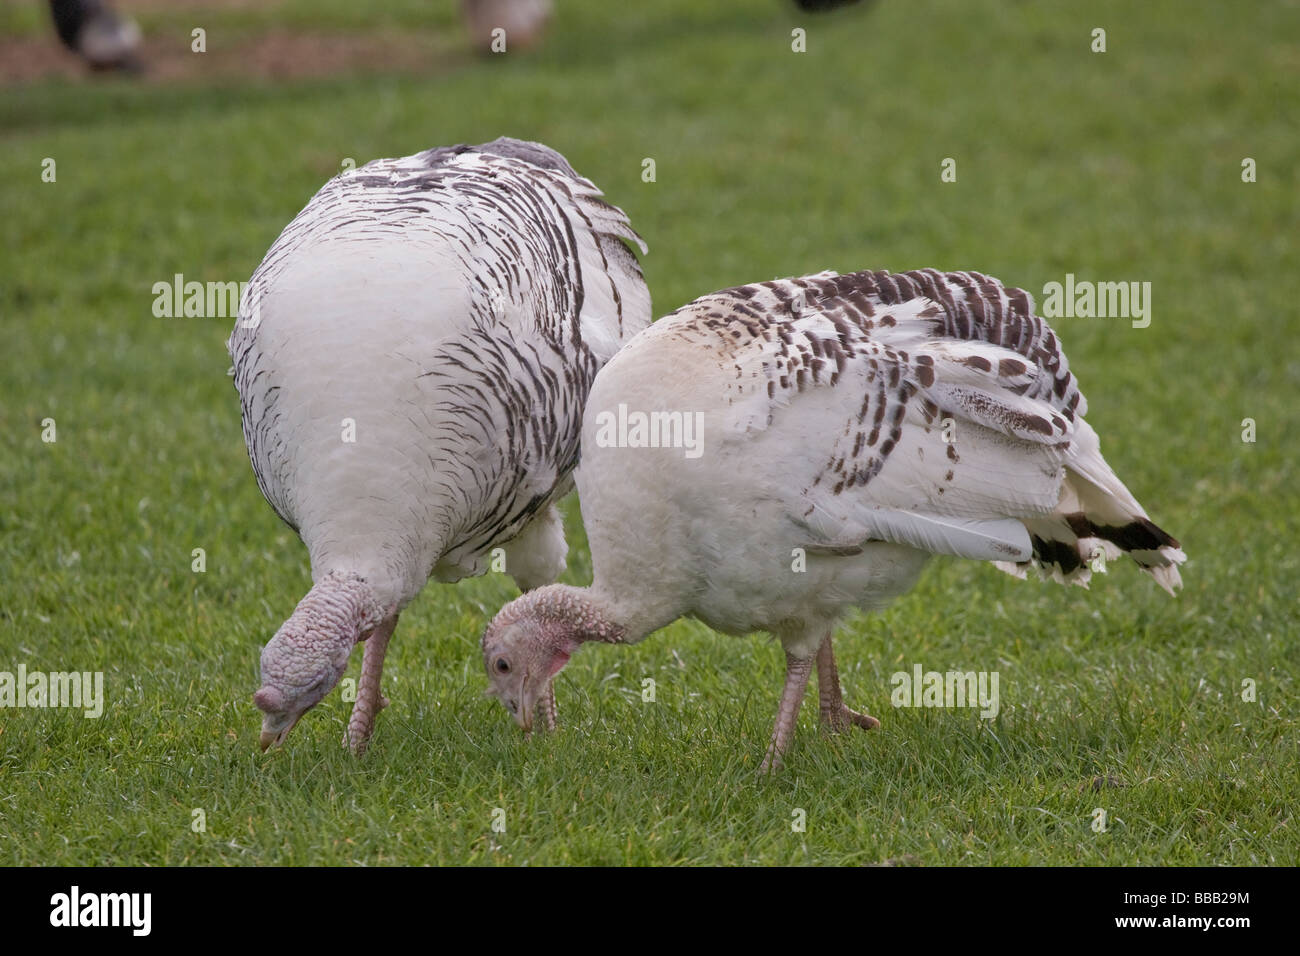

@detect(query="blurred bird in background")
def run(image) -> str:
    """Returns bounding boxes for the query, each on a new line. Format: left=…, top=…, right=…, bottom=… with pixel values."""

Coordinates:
left=48, top=0, right=141, bottom=71
left=42, top=0, right=866, bottom=77
left=462, top=0, right=553, bottom=54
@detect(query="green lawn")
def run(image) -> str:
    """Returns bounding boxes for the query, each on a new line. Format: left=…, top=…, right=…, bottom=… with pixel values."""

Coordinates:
left=1, top=0, right=1297, bottom=865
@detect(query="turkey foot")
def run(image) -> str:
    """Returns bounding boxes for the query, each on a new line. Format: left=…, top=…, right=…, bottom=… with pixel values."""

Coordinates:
left=816, top=635, right=880, bottom=733
left=346, top=615, right=397, bottom=755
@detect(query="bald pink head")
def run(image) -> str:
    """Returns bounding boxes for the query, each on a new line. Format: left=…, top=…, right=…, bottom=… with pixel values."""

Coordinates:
left=254, top=571, right=385, bottom=751
left=482, top=584, right=624, bottom=733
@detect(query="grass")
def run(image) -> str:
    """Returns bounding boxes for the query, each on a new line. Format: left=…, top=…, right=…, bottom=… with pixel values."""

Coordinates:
left=0, top=0, right=1297, bottom=865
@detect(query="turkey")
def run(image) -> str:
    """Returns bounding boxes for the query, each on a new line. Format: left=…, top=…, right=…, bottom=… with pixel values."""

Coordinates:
left=481, top=269, right=1185, bottom=771
left=229, top=137, right=650, bottom=753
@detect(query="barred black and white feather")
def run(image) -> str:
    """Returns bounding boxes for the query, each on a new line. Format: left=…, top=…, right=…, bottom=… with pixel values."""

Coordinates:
left=229, top=137, right=650, bottom=612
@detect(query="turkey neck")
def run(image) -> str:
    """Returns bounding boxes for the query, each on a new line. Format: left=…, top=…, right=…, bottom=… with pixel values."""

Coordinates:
left=502, top=583, right=632, bottom=646
left=283, top=571, right=388, bottom=647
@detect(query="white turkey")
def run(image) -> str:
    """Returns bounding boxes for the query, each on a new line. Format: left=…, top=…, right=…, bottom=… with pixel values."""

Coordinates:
left=229, top=137, right=650, bottom=753
left=481, top=269, right=1185, bottom=771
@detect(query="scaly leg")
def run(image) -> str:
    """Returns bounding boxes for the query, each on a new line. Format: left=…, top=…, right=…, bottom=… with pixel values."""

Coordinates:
left=346, top=615, right=397, bottom=755
left=760, top=652, right=814, bottom=773
left=816, top=634, right=880, bottom=733
left=537, top=679, right=558, bottom=732
left=525, top=678, right=559, bottom=738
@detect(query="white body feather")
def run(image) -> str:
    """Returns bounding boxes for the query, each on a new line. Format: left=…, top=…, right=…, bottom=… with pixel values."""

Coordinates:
left=230, top=139, right=650, bottom=612
left=577, top=269, right=1184, bottom=657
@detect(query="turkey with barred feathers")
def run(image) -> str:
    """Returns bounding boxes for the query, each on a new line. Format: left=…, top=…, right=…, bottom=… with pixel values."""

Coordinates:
left=481, top=268, right=1184, bottom=771
left=230, top=137, right=650, bottom=753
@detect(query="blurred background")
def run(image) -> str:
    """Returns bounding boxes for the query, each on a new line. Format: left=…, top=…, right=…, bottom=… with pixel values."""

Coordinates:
left=0, top=1, right=1297, bottom=865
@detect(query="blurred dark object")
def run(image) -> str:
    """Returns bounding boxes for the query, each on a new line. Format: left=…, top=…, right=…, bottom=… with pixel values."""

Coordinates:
left=49, top=0, right=142, bottom=71
left=462, top=0, right=552, bottom=54
left=794, top=0, right=865, bottom=10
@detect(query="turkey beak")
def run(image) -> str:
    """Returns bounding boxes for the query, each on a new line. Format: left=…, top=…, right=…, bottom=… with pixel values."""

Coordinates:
left=517, top=673, right=540, bottom=736
left=518, top=693, right=534, bottom=735
left=258, top=713, right=300, bottom=751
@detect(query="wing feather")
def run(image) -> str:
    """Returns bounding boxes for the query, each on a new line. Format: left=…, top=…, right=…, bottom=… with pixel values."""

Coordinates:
left=657, top=269, right=1182, bottom=588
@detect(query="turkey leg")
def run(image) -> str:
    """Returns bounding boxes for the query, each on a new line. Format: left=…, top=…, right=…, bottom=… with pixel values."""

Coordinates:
left=760, top=651, right=814, bottom=773
left=816, top=634, right=880, bottom=733
left=346, top=615, right=397, bottom=755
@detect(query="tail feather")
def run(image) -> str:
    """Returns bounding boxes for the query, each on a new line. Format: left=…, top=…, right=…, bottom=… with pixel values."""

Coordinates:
left=994, top=422, right=1185, bottom=594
